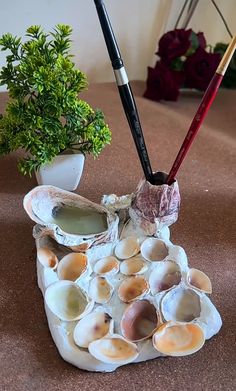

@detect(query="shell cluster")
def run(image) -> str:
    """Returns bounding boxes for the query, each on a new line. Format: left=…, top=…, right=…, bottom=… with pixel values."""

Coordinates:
left=24, top=185, right=222, bottom=372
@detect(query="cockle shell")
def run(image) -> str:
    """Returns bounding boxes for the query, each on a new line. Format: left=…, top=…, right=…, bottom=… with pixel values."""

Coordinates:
left=114, top=236, right=140, bottom=259
left=93, top=256, right=119, bottom=276
left=118, top=276, right=149, bottom=303
left=120, top=255, right=148, bottom=276
left=141, top=238, right=168, bottom=262
left=121, top=300, right=160, bottom=342
left=149, top=260, right=181, bottom=294
left=88, top=277, right=113, bottom=304
left=45, top=280, right=93, bottom=321
left=187, top=268, right=212, bottom=294
left=161, top=287, right=201, bottom=323
left=73, top=311, right=113, bottom=348
left=57, top=253, right=87, bottom=282
left=37, top=247, right=58, bottom=270
left=152, top=321, right=205, bottom=356
left=23, top=185, right=119, bottom=250
left=88, top=334, right=139, bottom=364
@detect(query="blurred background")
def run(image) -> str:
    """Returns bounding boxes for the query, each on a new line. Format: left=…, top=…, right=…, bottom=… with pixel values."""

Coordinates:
left=0, top=0, right=235, bottom=89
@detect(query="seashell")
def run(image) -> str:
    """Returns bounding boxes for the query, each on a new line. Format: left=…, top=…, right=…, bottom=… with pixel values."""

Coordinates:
left=118, top=276, right=149, bottom=303
left=121, top=300, right=160, bottom=342
left=141, top=238, right=168, bottom=262
left=45, top=280, right=93, bottom=321
left=93, top=256, right=119, bottom=276
left=89, top=277, right=113, bottom=304
left=73, top=311, right=112, bottom=348
left=114, top=236, right=140, bottom=259
left=37, top=247, right=58, bottom=270
left=88, top=334, right=139, bottom=364
left=152, top=321, right=205, bottom=356
left=161, top=287, right=201, bottom=323
left=120, top=255, right=148, bottom=276
left=24, top=185, right=119, bottom=249
left=187, top=268, right=212, bottom=294
left=57, top=252, right=87, bottom=282
left=149, top=260, right=181, bottom=294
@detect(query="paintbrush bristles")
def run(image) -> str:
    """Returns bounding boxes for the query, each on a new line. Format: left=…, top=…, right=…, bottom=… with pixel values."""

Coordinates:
left=216, top=36, right=236, bottom=75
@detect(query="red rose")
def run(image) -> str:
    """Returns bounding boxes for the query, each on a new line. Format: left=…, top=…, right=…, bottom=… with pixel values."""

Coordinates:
left=197, top=32, right=206, bottom=49
left=144, top=62, right=183, bottom=101
left=184, top=47, right=221, bottom=90
left=157, top=29, right=192, bottom=64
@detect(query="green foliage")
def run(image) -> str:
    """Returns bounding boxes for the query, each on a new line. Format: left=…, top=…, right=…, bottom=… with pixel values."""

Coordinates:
left=0, top=24, right=111, bottom=175
left=214, top=42, right=236, bottom=88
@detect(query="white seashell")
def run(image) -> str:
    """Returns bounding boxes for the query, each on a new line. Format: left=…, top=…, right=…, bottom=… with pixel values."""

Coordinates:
left=57, top=252, right=87, bottom=282
left=24, top=185, right=119, bottom=249
left=114, top=236, right=140, bottom=259
left=121, top=300, right=160, bottom=342
left=149, top=260, right=181, bottom=294
left=141, top=238, right=168, bottom=262
left=118, top=276, right=149, bottom=303
left=120, top=255, right=148, bottom=276
left=88, top=334, right=139, bottom=364
left=161, top=287, right=201, bottom=323
left=89, top=277, right=113, bottom=304
left=73, top=311, right=112, bottom=348
left=187, top=268, right=212, bottom=294
left=152, top=321, right=205, bottom=356
left=93, top=256, right=119, bottom=276
left=45, top=280, right=94, bottom=321
left=37, top=247, right=58, bottom=270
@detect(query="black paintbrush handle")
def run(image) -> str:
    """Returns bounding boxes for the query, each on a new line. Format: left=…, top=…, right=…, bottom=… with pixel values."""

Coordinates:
left=94, top=0, right=153, bottom=183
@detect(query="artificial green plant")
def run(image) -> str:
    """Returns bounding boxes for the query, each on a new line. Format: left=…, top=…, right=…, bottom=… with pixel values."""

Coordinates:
left=0, top=24, right=111, bottom=175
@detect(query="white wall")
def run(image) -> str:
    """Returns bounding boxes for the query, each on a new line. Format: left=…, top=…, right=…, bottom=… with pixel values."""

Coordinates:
left=0, top=0, right=235, bottom=91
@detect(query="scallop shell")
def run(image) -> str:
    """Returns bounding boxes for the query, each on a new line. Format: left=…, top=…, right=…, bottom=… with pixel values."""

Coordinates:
left=187, top=268, right=212, bottom=294
left=161, top=287, right=201, bottom=323
left=149, top=260, right=181, bottom=294
left=120, top=255, right=148, bottom=276
left=89, top=277, right=113, bottom=304
left=121, top=300, right=160, bottom=342
left=24, top=185, right=119, bottom=249
left=88, top=334, right=139, bottom=364
left=153, top=321, right=205, bottom=356
left=73, top=311, right=113, bottom=348
left=118, top=276, right=149, bottom=303
left=37, top=247, right=58, bottom=270
left=141, top=238, right=168, bottom=262
left=93, top=256, right=119, bottom=276
left=114, top=236, right=140, bottom=259
left=45, top=280, right=93, bottom=321
left=57, top=253, right=87, bottom=282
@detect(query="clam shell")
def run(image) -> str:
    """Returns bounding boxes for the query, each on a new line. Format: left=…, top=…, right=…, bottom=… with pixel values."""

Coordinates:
left=114, top=236, right=140, bottom=259
left=121, top=300, right=160, bottom=342
left=89, top=277, right=113, bottom=304
left=153, top=321, right=205, bottom=356
left=24, top=185, right=119, bottom=249
left=187, top=268, right=212, bottom=294
left=141, top=238, right=168, bottom=262
left=149, top=260, right=181, bottom=294
left=45, top=280, right=93, bottom=321
left=93, top=256, right=119, bottom=276
left=161, top=287, right=201, bottom=323
left=120, top=255, right=148, bottom=276
left=88, top=334, right=139, bottom=364
left=37, top=247, right=58, bottom=270
left=73, top=311, right=112, bottom=348
left=118, top=276, right=149, bottom=303
left=57, top=252, right=87, bottom=282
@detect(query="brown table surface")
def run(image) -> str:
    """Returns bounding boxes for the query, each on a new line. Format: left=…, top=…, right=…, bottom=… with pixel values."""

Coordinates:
left=0, top=82, right=235, bottom=391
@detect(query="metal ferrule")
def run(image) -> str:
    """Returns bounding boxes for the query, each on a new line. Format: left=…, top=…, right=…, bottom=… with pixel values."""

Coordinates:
left=114, top=67, right=129, bottom=86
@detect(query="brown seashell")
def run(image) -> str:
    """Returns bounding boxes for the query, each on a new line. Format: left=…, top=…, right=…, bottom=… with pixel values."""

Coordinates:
left=57, top=252, right=87, bottom=281
left=187, top=268, right=212, bottom=294
left=118, top=276, right=149, bottom=303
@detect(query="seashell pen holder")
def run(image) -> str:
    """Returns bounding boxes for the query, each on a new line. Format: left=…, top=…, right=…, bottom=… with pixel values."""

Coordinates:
left=24, top=172, right=222, bottom=372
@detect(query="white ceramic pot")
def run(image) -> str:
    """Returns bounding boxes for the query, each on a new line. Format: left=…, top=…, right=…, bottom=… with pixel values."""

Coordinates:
left=35, top=152, right=85, bottom=191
